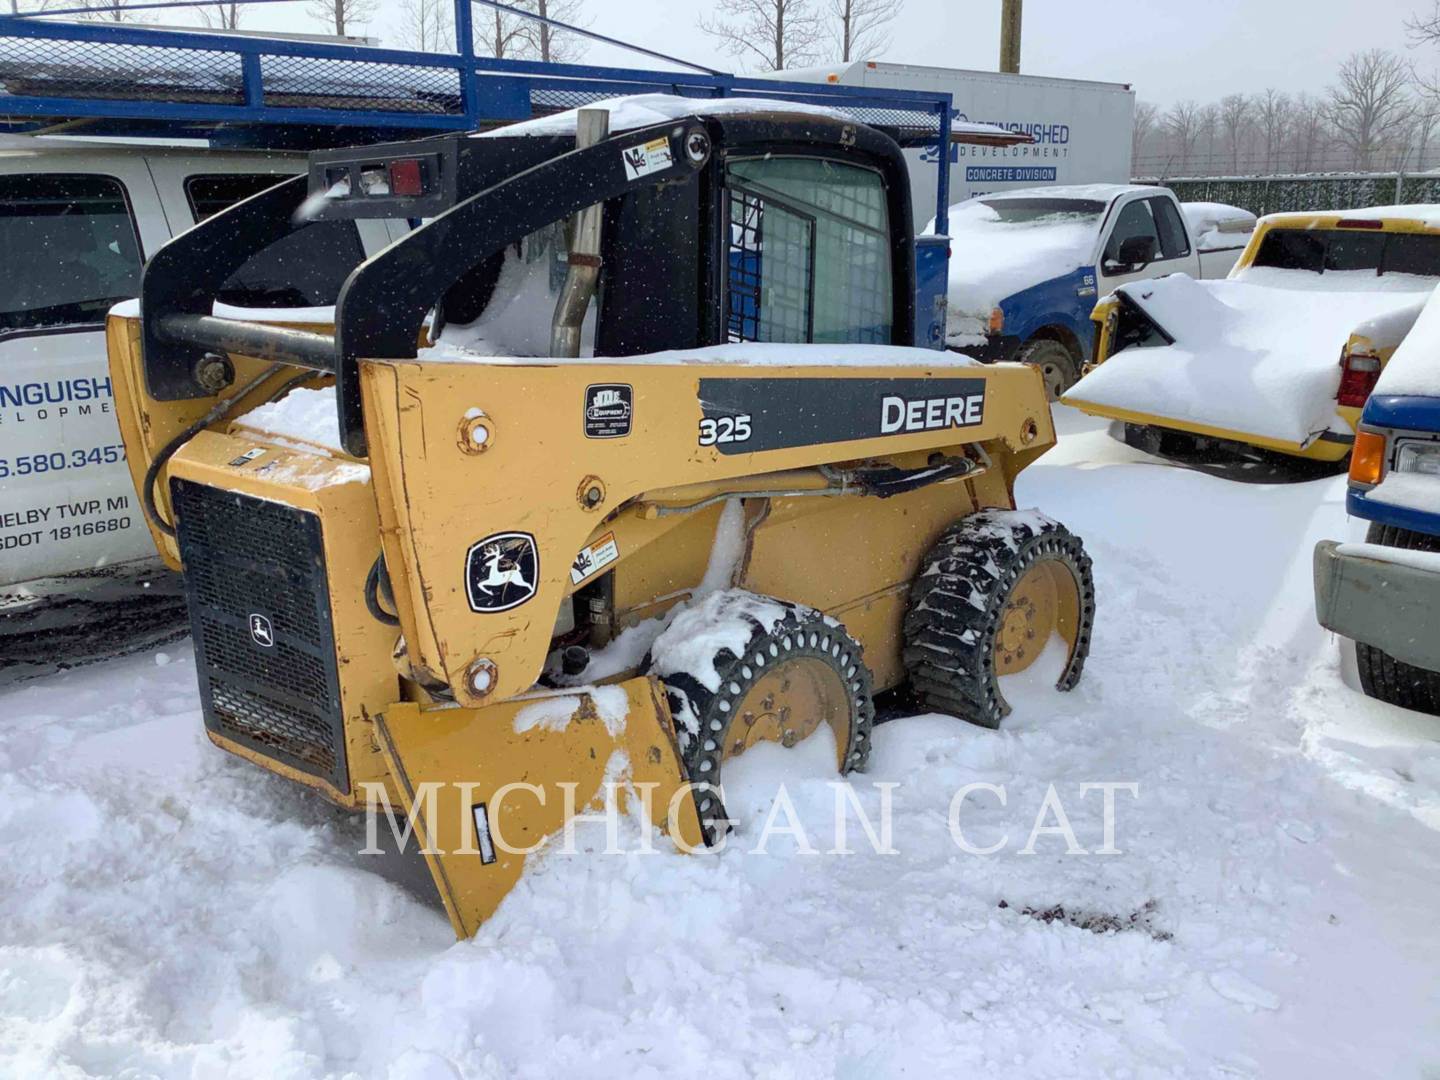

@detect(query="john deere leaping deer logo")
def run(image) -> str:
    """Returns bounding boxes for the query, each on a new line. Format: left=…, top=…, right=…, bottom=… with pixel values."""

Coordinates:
left=465, top=532, right=539, bottom=613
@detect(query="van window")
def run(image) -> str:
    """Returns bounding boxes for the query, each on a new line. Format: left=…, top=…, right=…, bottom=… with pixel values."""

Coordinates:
left=0, top=174, right=143, bottom=336
left=724, top=157, right=893, bottom=345
left=184, top=172, right=367, bottom=308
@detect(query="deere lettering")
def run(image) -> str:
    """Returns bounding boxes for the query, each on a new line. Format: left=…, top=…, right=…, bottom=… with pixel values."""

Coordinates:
left=880, top=392, right=985, bottom=434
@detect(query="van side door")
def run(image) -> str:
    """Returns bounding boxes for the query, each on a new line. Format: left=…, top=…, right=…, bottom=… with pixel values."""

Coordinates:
left=0, top=157, right=171, bottom=589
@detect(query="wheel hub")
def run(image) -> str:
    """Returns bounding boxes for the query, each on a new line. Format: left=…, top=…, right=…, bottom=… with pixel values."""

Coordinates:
left=728, top=655, right=851, bottom=770
left=995, top=560, right=1081, bottom=676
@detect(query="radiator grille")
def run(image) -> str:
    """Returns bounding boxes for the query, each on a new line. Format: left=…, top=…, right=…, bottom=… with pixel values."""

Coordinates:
left=173, top=479, right=348, bottom=792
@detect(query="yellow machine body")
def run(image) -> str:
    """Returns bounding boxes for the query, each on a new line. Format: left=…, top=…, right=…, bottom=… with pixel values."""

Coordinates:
left=109, top=312, right=1054, bottom=936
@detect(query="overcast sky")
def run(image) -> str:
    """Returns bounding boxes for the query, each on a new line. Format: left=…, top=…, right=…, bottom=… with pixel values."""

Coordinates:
left=171, top=0, right=1439, bottom=107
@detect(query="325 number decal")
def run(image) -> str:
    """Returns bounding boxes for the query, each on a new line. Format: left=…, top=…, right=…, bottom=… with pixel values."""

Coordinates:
left=698, top=413, right=752, bottom=447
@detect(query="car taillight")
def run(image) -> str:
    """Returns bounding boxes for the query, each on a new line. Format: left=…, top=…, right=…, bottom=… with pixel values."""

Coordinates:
left=1337, top=350, right=1382, bottom=408
left=988, top=307, right=1005, bottom=334
left=1349, top=430, right=1386, bottom=486
left=1337, top=218, right=1384, bottom=230
left=388, top=158, right=425, bottom=197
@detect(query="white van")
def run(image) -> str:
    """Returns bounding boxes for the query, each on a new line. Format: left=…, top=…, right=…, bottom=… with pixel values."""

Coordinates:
left=0, top=138, right=402, bottom=670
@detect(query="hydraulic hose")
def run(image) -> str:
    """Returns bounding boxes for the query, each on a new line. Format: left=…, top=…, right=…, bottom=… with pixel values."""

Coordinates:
left=364, top=554, right=402, bottom=627
left=141, top=363, right=285, bottom=537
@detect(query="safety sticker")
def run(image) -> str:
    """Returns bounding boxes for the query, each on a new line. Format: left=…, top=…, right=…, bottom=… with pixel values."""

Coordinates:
left=621, top=136, right=673, bottom=181
left=227, top=447, right=267, bottom=467
left=584, top=383, right=632, bottom=438
left=570, top=531, right=619, bottom=585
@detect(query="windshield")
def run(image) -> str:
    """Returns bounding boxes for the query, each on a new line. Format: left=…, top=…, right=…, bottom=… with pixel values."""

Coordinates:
left=975, top=197, right=1106, bottom=225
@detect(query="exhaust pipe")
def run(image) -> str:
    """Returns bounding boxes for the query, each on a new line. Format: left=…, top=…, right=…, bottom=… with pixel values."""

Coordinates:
left=550, top=108, right=609, bottom=359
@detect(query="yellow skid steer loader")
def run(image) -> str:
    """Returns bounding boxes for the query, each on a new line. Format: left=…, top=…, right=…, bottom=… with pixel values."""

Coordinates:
left=106, top=101, right=1095, bottom=938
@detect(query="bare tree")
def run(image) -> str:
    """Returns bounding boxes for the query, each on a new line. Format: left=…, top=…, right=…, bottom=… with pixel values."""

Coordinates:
left=700, top=0, right=826, bottom=72
left=476, top=2, right=532, bottom=58
left=307, top=0, right=378, bottom=37
left=1328, top=49, right=1411, bottom=170
left=77, top=0, right=152, bottom=21
left=1218, top=93, right=1252, bottom=173
left=1197, top=103, right=1219, bottom=173
left=1289, top=92, right=1330, bottom=173
left=516, top=0, right=587, bottom=64
left=1256, top=89, right=1292, bottom=172
left=1407, top=1, right=1440, bottom=45
left=1163, top=100, right=1201, bottom=174
left=198, top=3, right=242, bottom=29
left=826, top=0, right=902, bottom=63
left=398, top=0, right=453, bottom=52
left=1132, top=100, right=1159, bottom=165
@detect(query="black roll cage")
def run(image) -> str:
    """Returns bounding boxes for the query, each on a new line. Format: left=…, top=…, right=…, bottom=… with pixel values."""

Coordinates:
left=139, top=111, right=915, bottom=458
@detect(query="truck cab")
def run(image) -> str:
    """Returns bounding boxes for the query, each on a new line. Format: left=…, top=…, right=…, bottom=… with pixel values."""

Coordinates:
left=1314, top=285, right=1440, bottom=715
left=934, top=183, right=1247, bottom=397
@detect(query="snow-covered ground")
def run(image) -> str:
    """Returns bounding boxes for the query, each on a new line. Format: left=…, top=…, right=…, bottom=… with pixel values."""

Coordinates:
left=4, top=410, right=1440, bottom=1078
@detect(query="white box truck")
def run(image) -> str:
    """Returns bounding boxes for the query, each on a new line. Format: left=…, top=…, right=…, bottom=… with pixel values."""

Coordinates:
left=778, top=61, right=1136, bottom=231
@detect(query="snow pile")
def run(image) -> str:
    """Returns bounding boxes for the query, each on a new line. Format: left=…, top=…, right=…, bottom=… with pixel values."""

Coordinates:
left=1066, top=273, right=1431, bottom=445
left=1181, top=201, right=1256, bottom=251
left=648, top=589, right=796, bottom=694
left=426, top=339, right=980, bottom=368
left=1335, top=540, right=1440, bottom=572
left=933, top=194, right=1105, bottom=345
left=237, top=386, right=346, bottom=454
left=1375, top=280, right=1440, bottom=398
left=1366, top=472, right=1440, bottom=514
left=477, top=93, right=850, bottom=139
left=6, top=413, right=1440, bottom=1075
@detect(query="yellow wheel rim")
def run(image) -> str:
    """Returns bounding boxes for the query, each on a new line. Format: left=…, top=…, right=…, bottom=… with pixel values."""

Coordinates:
left=724, top=656, right=852, bottom=771
left=994, top=559, right=1081, bottom=676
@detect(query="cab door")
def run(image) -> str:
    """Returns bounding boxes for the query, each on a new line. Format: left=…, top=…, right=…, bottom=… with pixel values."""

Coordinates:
left=0, top=155, right=171, bottom=590
left=1095, top=194, right=1198, bottom=295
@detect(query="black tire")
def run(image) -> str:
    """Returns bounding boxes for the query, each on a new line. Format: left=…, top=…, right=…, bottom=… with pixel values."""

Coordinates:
left=903, top=509, right=1095, bottom=728
left=1017, top=338, right=1080, bottom=401
left=1355, top=522, right=1440, bottom=717
left=648, top=594, right=875, bottom=843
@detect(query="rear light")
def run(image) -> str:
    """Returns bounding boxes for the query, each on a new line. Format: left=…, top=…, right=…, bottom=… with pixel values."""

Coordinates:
left=1337, top=218, right=1384, bottom=230
left=1349, top=430, right=1386, bottom=486
left=988, top=307, right=1005, bottom=334
left=388, top=158, right=425, bottom=197
left=1337, top=350, right=1382, bottom=408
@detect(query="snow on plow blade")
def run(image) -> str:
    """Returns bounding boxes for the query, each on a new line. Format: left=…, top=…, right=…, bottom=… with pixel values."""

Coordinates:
left=374, top=676, right=706, bottom=938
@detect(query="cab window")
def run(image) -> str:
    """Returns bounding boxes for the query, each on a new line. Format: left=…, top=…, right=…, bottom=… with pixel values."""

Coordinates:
left=0, top=174, right=143, bottom=336
left=184, top=172, right=367, bottom=308
left=1148, top=197, right=1191, bottom=259
left=724, top=157, right=893, bottom=345
left=1103, top=200, right=1162, bottom=267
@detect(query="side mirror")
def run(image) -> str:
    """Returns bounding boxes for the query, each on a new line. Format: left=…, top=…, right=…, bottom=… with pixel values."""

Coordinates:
left=1106, top=235, right=1157, bottom=274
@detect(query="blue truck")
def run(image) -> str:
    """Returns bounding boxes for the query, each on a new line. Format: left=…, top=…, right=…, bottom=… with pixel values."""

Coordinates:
left=1314, top=299, right=1440, bottom=716
left=933, top=184, right=1252, bottom=397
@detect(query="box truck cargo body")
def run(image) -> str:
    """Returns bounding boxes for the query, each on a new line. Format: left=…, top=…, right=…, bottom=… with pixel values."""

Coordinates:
left=778, top=61, right=1136, bottom=232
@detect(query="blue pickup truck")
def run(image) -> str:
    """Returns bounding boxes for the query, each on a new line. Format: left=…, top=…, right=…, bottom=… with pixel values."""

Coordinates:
left=931, top=184, right=1252, bottom=397
left=1314, top=291, right=1440, bottom=715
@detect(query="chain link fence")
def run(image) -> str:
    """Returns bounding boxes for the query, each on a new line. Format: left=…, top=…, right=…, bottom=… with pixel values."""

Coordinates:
left=1134, top=173, right=1440, bottom=216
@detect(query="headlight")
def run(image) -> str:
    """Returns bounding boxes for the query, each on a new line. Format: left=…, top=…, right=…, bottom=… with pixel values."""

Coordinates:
left=1395, top=439, right=1440, bottom=477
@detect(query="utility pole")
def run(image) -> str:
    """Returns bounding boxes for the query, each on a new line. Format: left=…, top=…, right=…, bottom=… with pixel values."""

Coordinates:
left=1000, top=0, right=1022, bottom=74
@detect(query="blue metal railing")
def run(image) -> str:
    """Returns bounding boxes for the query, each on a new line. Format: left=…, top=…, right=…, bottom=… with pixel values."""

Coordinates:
left=0, top=2, right=952, bottom=229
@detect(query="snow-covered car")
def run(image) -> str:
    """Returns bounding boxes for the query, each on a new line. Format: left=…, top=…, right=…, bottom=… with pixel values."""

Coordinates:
left=930, top=184, right=1249, bottom=397
left=1064, top=206, right=1440, bottom=464
left=1314, top=285, right=1440, bottom=715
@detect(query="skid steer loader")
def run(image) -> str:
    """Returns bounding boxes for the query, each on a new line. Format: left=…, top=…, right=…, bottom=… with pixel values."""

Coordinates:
left=106, top=98, right=1096, bottom=938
